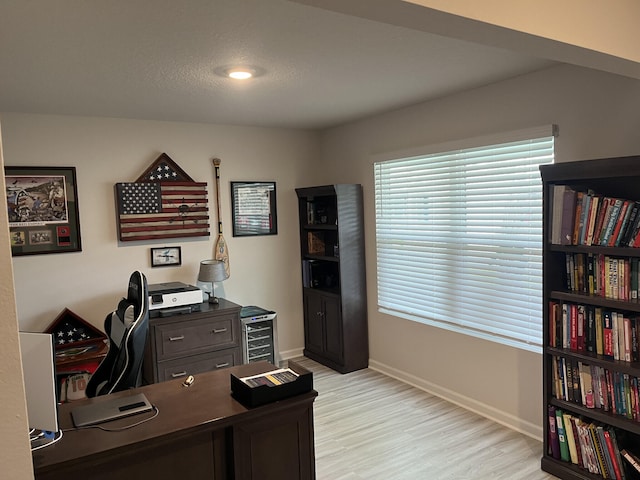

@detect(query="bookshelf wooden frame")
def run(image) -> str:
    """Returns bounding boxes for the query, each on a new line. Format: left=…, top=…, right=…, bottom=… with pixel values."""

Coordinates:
left=541, top=156, right=640, bottom=480
left=295, top=184, right=368, bottom=374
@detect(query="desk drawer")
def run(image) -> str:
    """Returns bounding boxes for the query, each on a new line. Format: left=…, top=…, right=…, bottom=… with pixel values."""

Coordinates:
left=157, top=349, right=241, bottom=382
left=154, top=315, right=238, bottom=361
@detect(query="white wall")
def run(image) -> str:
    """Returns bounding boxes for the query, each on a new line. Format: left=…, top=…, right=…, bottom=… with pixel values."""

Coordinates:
left=0, top=114, right=320, bottom=356
left=316, top=64, right=640, bottom=439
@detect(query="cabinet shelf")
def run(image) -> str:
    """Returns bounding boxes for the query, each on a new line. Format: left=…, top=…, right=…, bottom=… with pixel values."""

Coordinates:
left=546, top=346, right=640, bottom=374
left=541, top=456, right=605, bottom=480
left=550, top=244, right=640, bottom=257
left=549, top=290, right=640, bottom=313
left=303, top=224, right=338, bottom=231
left=304, top=254, right=339, bottom=263
left=549, top=397, right=640, bottom=435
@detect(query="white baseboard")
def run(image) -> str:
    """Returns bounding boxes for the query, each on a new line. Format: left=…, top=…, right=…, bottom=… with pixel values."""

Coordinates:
left=369, top=359, right=543, bottom=442
left=279, top=348, right=304, bottom=363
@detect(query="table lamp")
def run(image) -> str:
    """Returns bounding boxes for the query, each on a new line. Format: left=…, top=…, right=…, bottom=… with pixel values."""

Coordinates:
left=197, top=259, right=229, bottom=304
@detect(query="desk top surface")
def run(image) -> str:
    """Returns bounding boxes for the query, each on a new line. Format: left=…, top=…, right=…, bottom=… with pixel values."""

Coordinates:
left=32, top=361, right=316, bottom=473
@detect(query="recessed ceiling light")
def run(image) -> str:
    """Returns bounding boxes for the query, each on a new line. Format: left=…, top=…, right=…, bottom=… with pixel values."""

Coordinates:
left=215, top=65, right=265, bottom=80
left=227, top=68, right=254, bottom=80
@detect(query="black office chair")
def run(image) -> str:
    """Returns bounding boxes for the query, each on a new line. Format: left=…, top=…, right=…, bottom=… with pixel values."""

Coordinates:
left=86, top=271, right=149, bottom=397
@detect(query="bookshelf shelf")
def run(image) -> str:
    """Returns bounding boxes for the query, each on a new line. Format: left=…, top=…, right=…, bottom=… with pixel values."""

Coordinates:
left=296, top=184, right=368, bottom=374
left=303, top=224, right=338, bottom=231
left=541, top=156, right=640, bottom=479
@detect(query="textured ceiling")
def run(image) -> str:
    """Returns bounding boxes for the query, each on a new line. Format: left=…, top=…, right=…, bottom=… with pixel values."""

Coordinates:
left=0, top=0, right=555, bottom=129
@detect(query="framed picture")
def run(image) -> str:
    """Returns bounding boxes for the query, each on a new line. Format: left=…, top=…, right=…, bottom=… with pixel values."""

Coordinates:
left=150, top=246, right=182, bottom=267
left=5, top=166, right=82, bottom=256
left=230, top=181, right=277, bottom=237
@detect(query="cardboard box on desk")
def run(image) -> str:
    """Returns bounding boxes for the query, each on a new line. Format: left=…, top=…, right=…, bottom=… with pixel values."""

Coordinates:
left=230, top=361, right=313, bottom=408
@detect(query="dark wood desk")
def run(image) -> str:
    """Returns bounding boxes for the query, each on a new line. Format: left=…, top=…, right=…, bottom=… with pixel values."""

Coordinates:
left=33, top=362, right=317, bottom=480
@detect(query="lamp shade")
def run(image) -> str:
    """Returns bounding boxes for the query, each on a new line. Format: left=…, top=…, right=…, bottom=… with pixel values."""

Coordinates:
left=197, top=259, right=229, bottom=284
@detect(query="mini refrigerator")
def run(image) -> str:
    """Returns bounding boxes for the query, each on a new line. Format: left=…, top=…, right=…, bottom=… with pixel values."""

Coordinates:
left=240, top=306, right=279, bottom=365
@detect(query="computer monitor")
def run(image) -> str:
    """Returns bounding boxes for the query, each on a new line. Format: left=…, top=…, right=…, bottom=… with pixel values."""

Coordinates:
left=19, top=332, right=59, bottom=433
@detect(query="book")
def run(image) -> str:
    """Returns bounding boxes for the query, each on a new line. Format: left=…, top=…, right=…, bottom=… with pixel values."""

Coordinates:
left=579, top=193, right=593, bottom=245
left=585, top=194, right=600, bottom=246
left=603, top=428, right=625, bottom=479
left=609, top=199, right=632, bottom=247
left=562, top=412, right=580, bottom=465
left=556, top=408, right=571, bottom=462
left=550, top=184, right=566, bottom=244
left=561, top=188, right=577, bottom=245
left=578, top=362, right=595, bottom=408
left=621, top=448, right=640, bottom=474
left=592, top=197, right=611, bottom=246
left=573, top=191, right=585, bottom=245
left=601, top=198, right=624, bottom=246
left=548, top=405, right=561, bottom=459
left=620, top=202, right=640, bottom=246
left=604, top=311, right=615, bottom=360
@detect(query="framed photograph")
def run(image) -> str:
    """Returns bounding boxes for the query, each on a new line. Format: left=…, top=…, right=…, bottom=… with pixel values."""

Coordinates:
left=150, top=246, right=182, bottom=267
left=5, top=166, right=82, bottom=256
left=230, top=181, right=277, bottom=237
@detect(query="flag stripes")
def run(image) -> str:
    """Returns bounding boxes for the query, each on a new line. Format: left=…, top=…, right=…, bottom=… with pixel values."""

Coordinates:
left=116, top=181, right=209, bottom=242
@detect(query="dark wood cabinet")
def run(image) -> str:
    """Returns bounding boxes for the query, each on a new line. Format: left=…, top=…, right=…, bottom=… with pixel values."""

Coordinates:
left=540, top=156, right=640, bottom=479
left=296, top=184, right=368, bottom=373
left=303, top=289, right=343, bottom=365
left=143, top=298, right=242, bottom=383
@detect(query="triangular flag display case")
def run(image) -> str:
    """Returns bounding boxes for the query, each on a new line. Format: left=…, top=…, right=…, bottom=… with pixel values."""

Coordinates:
left=114, top=152, right=210, bottom=242
left=45, top=308, right=106, bottom=352
left=45, top=308, right=108, bottom=402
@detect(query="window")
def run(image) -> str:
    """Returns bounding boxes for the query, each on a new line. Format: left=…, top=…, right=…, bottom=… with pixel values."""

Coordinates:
left=374, top=126, right=556, bottom=352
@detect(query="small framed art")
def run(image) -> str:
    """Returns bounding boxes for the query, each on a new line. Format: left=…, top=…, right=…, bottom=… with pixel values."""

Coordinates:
left=150, top=246, right=182, bottom=267
left=5, top=166, right=82, bottom=256
left=231, top=181, right=278, bottom=237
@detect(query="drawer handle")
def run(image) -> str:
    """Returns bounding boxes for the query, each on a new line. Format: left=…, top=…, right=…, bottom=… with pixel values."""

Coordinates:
left=212, top=328, right=227, bottom=334
left=215, top=362, right=230, bottom=368
left=169, top=335, right=185, bottom=342
left=171, top=371, right=187, bottom=378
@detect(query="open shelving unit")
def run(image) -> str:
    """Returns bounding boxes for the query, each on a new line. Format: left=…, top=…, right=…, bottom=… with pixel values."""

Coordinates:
left=541, top=156, right=640, bottom=479
left=295, top=184, right=368, bottom=374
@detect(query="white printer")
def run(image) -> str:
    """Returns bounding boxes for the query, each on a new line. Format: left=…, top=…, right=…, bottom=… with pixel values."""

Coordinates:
left=148, top=282, right=203, bottom=317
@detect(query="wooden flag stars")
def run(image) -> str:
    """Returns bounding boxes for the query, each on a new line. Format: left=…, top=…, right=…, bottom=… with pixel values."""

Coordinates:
left=115, top=153, right=210, bottom=242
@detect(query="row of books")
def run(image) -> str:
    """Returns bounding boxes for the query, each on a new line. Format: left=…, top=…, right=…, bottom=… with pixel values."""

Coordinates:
left=305, top=201, right=332, bottom=226
left=550, top=185, right=640, bottom=247
left=548, top=405, right=639, bottom=478
left=549, top=301, right=640, bottom=362
left=565, top=253, right=640, bottom=302
left=552, top=355, right=640, bottom=419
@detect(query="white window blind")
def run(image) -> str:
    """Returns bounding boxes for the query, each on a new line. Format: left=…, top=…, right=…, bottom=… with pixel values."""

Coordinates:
left=374, top=127, right=555, bottom=352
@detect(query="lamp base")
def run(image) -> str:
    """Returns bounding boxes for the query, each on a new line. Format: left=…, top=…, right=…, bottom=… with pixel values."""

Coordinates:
left=208, top=295, right=219, bottom=304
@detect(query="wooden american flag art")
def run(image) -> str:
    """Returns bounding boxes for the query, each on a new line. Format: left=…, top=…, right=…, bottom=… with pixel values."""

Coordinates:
left=115, top=153, right=210, bottom=242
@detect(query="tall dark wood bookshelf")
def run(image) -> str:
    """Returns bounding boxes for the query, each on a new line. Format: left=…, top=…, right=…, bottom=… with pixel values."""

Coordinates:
left=295, top=184, right=368, bottom=373
left=541, top=156, right=640, bottom=479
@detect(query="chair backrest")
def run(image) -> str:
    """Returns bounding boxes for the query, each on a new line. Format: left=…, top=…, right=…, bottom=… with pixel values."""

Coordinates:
left=86, top=271, right=149, bottom=397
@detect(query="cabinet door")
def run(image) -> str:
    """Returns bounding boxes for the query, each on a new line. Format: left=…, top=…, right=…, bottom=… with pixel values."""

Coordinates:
left=323, top=295, right=343, bottom=363
left=303, top=290, right=324, bottom=354
left=233, top=401, right=316, bottom=480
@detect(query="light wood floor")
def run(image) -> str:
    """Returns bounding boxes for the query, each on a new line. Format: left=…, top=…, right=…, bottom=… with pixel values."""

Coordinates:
left=292, top=357, right=557, bottom=480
